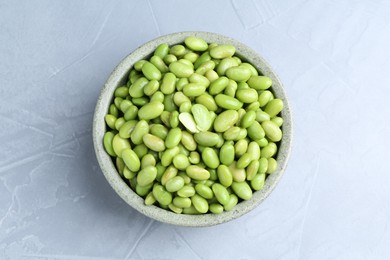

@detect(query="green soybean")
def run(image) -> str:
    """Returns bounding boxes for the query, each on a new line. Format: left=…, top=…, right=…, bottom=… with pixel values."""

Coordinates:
left=205, top=70, right=219, bottom=83
left=236, top=153, right=252, bottom=169
left=212, top=183, right=230, bottom=205
left=191, top=104, right=213, bottom=131
left=186, top=165, right=210, bottom=180
left=247, top=141, right=261, bottom=160
left=143, top=79, right=160, bottom=96
left=261, top=142, right=277, bottom=159
left=196, top=60, right=215, bottom=75
left=161, top=166, right=178, bottom=185
left=194, top=131, right=220, bottom=147
left=209, top=76, right=229, bottom=95
left=261, top=120, right=282, bottom=142
left=217, top=57, right=239, bottom=76
left=129, top=77, right=148, bottom=98
left=271, top=116, right=284, bottom=127
left=236, top=89, right=258, bottom=103
left=258, top=157, right=268, bottom=175
left=160, top=72, right=177, bottom=95
left=229, top=162, right=246, bottom=182
left=173, top=154, right=190, bottom=170
left=165, top=176, right=185, bottom=192
left=138, top=101, right=164, bottom=120
left=169, top=44, right=186, bottom=57
left=143, top=134, right=166, bottom=152
left=179, top=101, right=192, bottom=113
left=137, top=166, right=157, bottom=186
left=226, top=66, right=251, bottom=82
left=124, top=105, right=138, bottom=121
left=217, top=165, right=233, bottom=187
left=251, top=173, right=266, bottom=191
left=189, top=151, right=200, bottom=164
left=165, top=128, right=182, bottom=148
left=112, top=134, right=131, bottom=157
left=247, top=121, right=265, bottom=140
left=133, top=144, right=148, bottom=159
left=224, top=194, right=238, bottom=211
left=114, top=86, right=129, bottom=98
left=163, top=54, right=177, bottom=65
left=136, top=183, right=153, bottom=197
left=154, top=43, right=169, bottom=59
left=195, top=183, right=214, bottom=199
left=246, top=160, right=259, bottom=181
left=209, top=45, right=236, bottom=59
left=264, top=99, right=284, bottom=118
left=169, top=61, right=194, bottom=78
left=240, top=110, right=256, bottom=128
left=209, top=203, right=224, bottom=214
left=258, top=90, right=273, bottom=107
left=196, top=94, right=218, bottom=111
left=161, top=147, right=180, bottom=167
left=105, top=114, right=116, bottom=130
left=131, top=120, right=149, bottom=145
left=184, top=52, right=199, bottom=63
left=183, top=83, right=206, bottom=97
left=231, top=181, right=252, bottom=200
left=246, top=101, right=260, bottom=112
left=267, top=158, right=277, bottom=174
left=153, top=184, right=172, bottom=206
left=122, top=148, right=141, bottom=172
left=116, top=157, right=125, bottom=175
left=150, top=124, right=168, bottom=140
left=181, top=131, right=197, bottom=151
left=256, top=109, right=271, bottom=122
left=184, top=36, right=208, bottom=51
left=223, top=126, right=241, bottom=141
left=109, top=104, right=119, bottom=117
left=141, top=154, right=156, bottom=168
left=194, top=52, right=211, bottom=69
left=234, top=139, right=248, bottom=157
left=169, top=110, right=180, bottom=129
left=179, top=113, right=198, bottom=134
left=150, top=55, right=169, bottom=73
left=173, top=91, right=191, bottom=106
left=173, top=197, right=192, bottom=208
left=219, top=142, right=235, bottom=165
left=240, top=62, right=258, bottom=76
left=215, top=94, right=243, bottom=110
left=132, top=97, right=149, bottom=106
left=145, top=192, right=156, bottom=206
left=142, top=61, right=161, bottom=83
left=177, top=185, right=196, bottom=198
left=103, top=132, right=116, bottom=156
left=201, top=147, right=220, bottom=169
left=189, top=73, right=210, bottom=87
left=214, top=110, right=239, bottom=132
left=150, top=91, right=164, bottom=103
left=247, top=75, right=272, bottom=90
left=191, top=194, right=209, bottom=213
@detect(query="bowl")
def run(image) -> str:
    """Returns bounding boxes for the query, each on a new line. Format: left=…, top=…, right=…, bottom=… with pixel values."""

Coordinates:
left=93, top=31, right=292, bottom=227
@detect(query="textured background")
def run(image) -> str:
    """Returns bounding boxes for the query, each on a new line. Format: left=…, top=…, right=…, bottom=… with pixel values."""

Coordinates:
left=1, top=0, right=390, bottom=259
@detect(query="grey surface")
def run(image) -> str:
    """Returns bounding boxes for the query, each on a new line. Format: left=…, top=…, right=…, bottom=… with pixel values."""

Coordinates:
left=93, top=31, right=292, bottom=227
left=1, top=0, right=390, bottom=259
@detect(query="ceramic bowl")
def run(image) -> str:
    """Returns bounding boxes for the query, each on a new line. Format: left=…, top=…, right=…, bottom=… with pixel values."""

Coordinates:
left=93, top=31, right=292, bottom=227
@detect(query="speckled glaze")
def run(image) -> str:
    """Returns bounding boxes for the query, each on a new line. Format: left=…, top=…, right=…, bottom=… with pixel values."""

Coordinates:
left=92, top=31, right=293, bottom=227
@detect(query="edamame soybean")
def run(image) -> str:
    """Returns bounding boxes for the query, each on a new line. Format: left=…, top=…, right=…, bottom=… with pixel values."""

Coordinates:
left=103, top=36, right=285, bottom=215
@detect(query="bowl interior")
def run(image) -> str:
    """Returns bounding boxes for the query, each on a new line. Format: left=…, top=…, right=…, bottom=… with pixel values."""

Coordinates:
left=93, top=31, right=292, bottom=227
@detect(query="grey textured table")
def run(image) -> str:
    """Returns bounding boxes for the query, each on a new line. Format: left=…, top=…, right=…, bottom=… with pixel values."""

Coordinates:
left=1, top=0, right=390, bottom=259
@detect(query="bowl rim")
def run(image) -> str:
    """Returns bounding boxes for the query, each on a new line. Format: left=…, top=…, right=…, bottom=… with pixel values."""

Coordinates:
left=93, top=31, right=293, bottom=227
